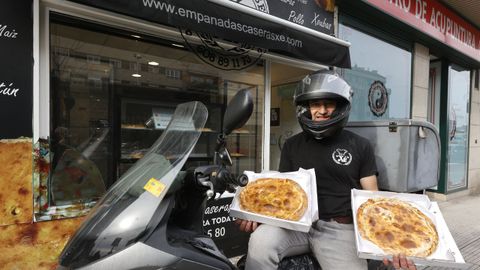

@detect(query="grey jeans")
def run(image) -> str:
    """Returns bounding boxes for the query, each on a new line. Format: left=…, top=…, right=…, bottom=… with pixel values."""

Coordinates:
left=245, top=219, right=367, bottom=270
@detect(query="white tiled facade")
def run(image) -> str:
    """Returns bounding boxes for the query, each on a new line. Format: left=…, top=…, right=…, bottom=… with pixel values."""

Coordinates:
left=411, top=43, right=430, bottom=122
left=469, top=76, right=480, bottom=194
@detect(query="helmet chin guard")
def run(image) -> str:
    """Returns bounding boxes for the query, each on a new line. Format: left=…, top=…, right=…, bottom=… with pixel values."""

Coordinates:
left=294, top=70, right=352, bottom=140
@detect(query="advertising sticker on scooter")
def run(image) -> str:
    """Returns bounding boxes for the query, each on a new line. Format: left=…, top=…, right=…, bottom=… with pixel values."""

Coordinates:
left=143, top=177, right=166, bottom=197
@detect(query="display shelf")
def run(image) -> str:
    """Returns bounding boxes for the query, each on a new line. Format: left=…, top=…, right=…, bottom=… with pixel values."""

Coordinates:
left=116, top=81, right=260, bottom=179
left=230, top=153, right=247, bottom=158
left=121, top=123, right=147, bottom=128
left=231, top=128, right=250, bottom=134
left=121, top=125, right=218, bottom=133
left=121, top=127, right=158, bottom=131
left=120, top=154, right=214, bottom=163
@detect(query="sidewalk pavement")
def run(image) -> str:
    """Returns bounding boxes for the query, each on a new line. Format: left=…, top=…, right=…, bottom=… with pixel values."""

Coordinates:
left=422, top=193, right=480, bottom=270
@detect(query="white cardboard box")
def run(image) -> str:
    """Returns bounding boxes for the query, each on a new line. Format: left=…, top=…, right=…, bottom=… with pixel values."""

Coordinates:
left=229, top=169, right=318, bottom=232
left=351, top=189, right=467, bottom=269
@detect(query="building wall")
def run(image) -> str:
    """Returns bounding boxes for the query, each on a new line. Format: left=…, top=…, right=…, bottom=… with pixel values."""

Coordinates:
left=411, top=43, right=430, bottom=122
left=469, top=72, right=480, bottom=194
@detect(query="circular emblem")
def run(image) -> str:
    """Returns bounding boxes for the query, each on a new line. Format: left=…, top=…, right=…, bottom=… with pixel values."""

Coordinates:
left=180, top=29, right=265, bottom=71
left=179, top=0, right=268, bottom=71
left=332, top=148, right=352, bottom=166
left=368, top=81, right=388, bottom=117
left=235, top=0, right=270, bottom=13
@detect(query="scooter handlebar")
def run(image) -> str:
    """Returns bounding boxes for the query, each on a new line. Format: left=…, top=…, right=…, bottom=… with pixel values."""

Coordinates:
left=192, top=166, right=249, bottom=196
left=235, top=174, right=249, bottom=187
left=219, top=169, right=249, bottom=187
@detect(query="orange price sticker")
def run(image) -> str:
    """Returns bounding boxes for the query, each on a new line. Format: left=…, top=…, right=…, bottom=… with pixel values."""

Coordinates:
left=143, top=178, right=166, bottom=197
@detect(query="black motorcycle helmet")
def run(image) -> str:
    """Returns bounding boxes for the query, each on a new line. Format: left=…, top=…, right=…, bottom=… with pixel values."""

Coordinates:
left=294, top=70, right=353, bottom=140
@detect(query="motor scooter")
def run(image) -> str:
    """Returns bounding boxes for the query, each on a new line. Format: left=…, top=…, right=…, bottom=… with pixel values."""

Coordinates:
left=57, top=89, right=254, bottom=270
left=57, top=88, right=386, bottom=270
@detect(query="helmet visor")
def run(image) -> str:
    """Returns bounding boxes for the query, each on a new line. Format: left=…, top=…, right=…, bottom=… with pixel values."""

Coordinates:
left=294, top=71, right=352, bottom=104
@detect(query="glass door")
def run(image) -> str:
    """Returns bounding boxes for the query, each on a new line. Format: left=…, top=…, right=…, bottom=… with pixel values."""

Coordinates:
left=446, top=65, right=470, bottom=192
left=427, top=60, right=441, bottom=191
left=269, top=62, right=313, bottom=170
left=428, top=60, right=441, bottom=130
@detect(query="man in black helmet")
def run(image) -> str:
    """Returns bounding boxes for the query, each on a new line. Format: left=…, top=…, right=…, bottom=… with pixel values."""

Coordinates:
left=237, top=70, right=416, bottom=270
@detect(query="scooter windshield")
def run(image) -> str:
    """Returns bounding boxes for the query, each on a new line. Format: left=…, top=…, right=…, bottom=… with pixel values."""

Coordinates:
left=59, top=101, right=208, bottom=268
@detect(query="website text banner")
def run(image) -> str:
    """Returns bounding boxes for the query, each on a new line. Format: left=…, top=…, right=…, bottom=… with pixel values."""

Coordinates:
left=68, top=0, right=350, bottom=67
left=232, top=0, right=335, bottom=35
left=365, top=0, right=480, bottom=63
left=0, top=1, right=33, bottom=138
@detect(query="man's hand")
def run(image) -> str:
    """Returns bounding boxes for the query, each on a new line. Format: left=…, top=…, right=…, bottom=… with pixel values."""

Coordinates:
left=383, top=254, right=417, bottom=270
left=234, top=219, right=258, bottom=233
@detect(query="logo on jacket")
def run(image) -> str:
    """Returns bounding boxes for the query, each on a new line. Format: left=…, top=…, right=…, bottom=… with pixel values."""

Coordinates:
left=332, top=148, right=352, bottom=165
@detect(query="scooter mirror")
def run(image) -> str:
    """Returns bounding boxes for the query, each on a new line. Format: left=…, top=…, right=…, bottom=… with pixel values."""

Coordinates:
left=222, top=89, right=253, bottom=135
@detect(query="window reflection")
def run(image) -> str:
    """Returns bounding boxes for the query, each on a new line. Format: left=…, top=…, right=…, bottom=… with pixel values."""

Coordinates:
left=339, top=24, right=411, bottom=120
left=46, top=16, right=264, bottom=214
left=49, top=125, right=106, bottom=206
left=447, top=66, right=470, bottom=191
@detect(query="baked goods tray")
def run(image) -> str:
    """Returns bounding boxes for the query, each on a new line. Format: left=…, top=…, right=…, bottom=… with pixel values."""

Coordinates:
left=351, top=189, right=468, bottom=269
left=229, top=169, right=318, bottom=233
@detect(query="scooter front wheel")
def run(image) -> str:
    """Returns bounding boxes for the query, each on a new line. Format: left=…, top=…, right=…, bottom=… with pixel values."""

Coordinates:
left=236, top=253, right=321, bottom=270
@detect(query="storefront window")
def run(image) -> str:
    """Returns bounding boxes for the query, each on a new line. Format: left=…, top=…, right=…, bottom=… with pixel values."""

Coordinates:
left=447, top=66, right=470, bottom=192
left=339, top=24, right=412, bottom=120
left=37, top=16, right=264, bottom=219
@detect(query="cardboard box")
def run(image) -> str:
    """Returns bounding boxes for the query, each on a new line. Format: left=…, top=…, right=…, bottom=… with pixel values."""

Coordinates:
left=229, top=169, right=318, bottom=232
left=351, top=189, right=467, bottom=269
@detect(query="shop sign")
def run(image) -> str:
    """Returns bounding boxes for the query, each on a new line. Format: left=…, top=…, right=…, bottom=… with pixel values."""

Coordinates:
left=0, top=1, right=33, bottom=138
left=68, top=0, right=350, bottom=67
left=364, top=0, right=480, bottom=63
left=203, top=197, right=250, bottom=257
left=233, top=0, right=335, bottom=35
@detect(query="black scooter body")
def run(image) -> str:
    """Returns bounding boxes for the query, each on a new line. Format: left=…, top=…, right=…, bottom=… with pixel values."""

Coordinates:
left=59, top=189, right=235, bottom=269
left=58, top=90, right=254, bottom=270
